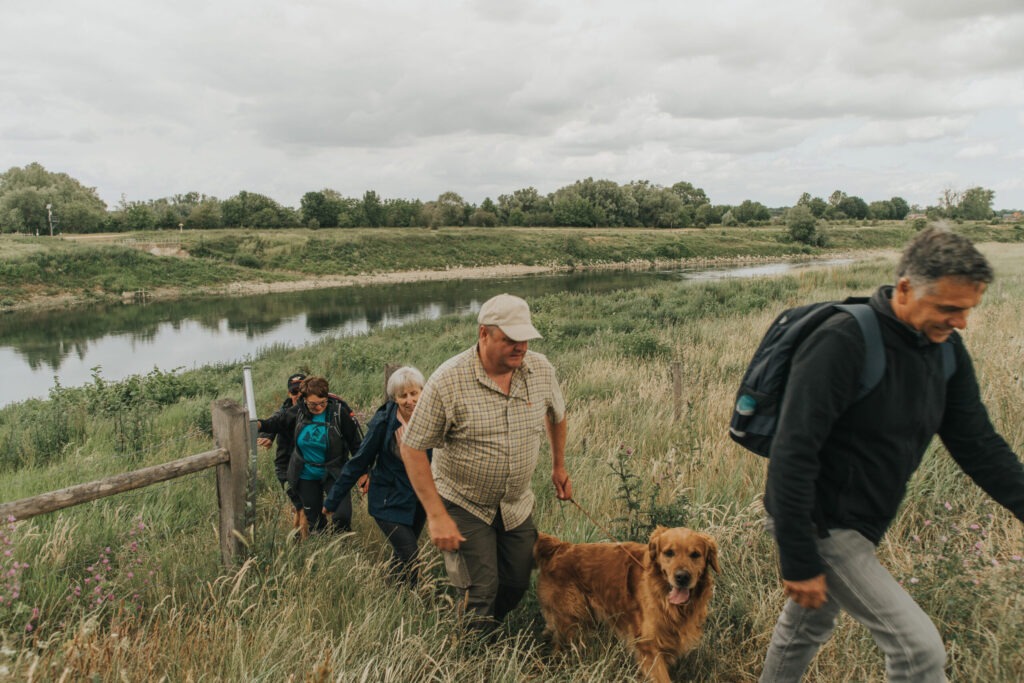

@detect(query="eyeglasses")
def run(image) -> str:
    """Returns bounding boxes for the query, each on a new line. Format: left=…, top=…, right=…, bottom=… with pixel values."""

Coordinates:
left=288, top=388, right=301, bottom=395
left=305, top=397, right=328, bottom=409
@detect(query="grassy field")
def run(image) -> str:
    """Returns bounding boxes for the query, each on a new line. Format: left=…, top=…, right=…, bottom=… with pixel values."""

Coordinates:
left=2, top=221, right=1022, bottom=311
left=0, top=243, right=1022, bottom=681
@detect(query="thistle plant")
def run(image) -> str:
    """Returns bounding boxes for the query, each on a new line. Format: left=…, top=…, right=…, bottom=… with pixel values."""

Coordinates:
left=609, top=444, right=690, bottom=542
left=1, top=516, right=36, bottom=634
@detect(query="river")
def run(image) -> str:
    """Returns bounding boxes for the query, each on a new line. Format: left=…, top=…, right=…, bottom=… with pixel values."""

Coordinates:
left=0, top=259, right=849, bottom=407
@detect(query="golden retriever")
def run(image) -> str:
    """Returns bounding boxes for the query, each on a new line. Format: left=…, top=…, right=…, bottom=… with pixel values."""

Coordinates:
left=534, top=526, right=719, bottom=683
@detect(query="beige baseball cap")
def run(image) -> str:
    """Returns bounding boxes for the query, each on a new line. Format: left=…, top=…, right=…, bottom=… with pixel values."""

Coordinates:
left=477, top=293, right=542, bottom=341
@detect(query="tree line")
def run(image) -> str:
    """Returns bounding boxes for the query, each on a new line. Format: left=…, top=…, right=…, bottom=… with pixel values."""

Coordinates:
left=0, top=162, right=1007, bottom=235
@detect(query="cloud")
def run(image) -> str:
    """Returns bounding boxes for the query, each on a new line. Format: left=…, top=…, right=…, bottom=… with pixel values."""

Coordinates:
left=1, top=0, right=1023, bottom=209
left=955, top=143, right=998, bottom=159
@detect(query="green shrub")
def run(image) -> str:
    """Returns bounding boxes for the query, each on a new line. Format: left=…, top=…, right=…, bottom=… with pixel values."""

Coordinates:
left=787, top=205, right=819, bottom=245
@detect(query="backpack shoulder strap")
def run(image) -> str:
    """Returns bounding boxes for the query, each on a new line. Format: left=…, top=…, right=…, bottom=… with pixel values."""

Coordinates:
left=835, top=303, right=884, bottom=401
left=941, top=339, right=956, bottom=381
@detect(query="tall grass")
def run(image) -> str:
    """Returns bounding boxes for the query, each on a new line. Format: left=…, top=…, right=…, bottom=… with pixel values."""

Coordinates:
left=1, top=245, right=1021, bottom=681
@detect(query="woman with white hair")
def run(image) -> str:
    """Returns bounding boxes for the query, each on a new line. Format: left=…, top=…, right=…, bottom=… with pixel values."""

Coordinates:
left=324, top=366, right=431, bottom=587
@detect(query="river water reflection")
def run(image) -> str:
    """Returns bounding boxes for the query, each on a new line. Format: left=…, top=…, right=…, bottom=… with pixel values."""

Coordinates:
left=0, top=259, right=849, bottom=407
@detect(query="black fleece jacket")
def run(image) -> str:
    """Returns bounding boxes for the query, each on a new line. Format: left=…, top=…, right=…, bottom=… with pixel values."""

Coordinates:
left=259, top=396, right=362, bottom=487
left=259, top=397, right=297, bottom=482
left=765, top=285, right=1024, bottom=582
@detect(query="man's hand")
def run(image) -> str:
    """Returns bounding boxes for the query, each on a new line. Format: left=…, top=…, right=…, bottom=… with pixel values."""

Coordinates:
left=783, top=574, right=828, bottom=609
left=257, top=437, right=272, bottom=449
left=552, top=466, right=572, bottom=501
left=427, top=512, right=466, bottom=552
left=356, top=474, right=370, bottom=495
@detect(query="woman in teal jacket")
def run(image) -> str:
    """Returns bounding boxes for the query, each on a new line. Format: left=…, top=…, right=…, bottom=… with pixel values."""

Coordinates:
left=324, top=367, right=429, bottom=586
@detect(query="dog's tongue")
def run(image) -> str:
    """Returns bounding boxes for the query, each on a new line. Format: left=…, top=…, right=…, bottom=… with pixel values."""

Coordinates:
left=669, top=587, right=690, bottom=605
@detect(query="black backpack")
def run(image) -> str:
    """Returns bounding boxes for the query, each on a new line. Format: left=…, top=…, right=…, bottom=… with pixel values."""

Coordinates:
left=328, top=393, right=364, bottom=442
left=729, top=298, right=955, bottom=457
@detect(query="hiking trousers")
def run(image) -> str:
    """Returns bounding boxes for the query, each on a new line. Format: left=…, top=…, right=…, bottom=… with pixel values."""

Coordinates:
left=760, top=525, right=946, bottom=683
left=443, top=500, right=536, bottom=626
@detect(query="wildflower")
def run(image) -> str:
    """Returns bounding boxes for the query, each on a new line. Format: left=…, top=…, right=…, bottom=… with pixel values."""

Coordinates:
left=923, top=519, right=932, bottom=526
left=909, top=577, right=919, bottom=584
left=943, top=502, right=953, bottom=511
left=1011, top=555, right=1022, bottom=562
left=969, top=524, right=981, bottom=530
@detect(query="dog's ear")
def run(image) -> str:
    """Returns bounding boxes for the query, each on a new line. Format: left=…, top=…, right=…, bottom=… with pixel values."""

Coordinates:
left=648, top=525, right=667, bottom=559
left=702, top=534, right=721, bottom=574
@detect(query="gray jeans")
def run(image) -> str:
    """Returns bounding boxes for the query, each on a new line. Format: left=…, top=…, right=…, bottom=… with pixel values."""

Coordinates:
left=761, top=524, right=946, bottom=683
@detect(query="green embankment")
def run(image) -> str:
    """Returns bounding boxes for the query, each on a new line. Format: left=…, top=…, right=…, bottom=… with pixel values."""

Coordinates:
left=2, top=222, right=1021, bottom=309
left=1, top=242, right=1021, bottom=680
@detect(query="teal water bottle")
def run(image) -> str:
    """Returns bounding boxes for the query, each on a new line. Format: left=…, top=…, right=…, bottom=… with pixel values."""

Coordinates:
left=736, top=394, right=757, bottom=416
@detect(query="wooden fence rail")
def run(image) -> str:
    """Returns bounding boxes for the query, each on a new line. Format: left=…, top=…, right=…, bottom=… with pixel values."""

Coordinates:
left=0, top=399, right=252, bottom=566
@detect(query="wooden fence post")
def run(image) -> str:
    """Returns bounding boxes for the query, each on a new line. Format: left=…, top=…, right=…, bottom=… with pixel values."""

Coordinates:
left=383, top=364, right=400, bottom=400
left=672, top=359, right=683, bottom=422
left=211, top=399, right=251, bottom=565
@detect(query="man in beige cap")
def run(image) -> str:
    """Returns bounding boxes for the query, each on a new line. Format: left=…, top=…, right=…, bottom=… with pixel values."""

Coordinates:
left=401, top=293, right=571, bottom=629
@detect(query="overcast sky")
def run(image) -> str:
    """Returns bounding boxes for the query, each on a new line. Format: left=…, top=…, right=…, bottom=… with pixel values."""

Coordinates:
left=2, top=0, right=1023, bottom=211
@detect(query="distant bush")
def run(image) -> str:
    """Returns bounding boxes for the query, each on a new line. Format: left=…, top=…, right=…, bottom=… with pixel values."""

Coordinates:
left=787, top=205, right=820, bottom=245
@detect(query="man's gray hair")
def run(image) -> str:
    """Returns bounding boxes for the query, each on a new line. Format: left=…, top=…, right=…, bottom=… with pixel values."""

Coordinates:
left=896, top=227, right=994, bottom=289
left=386, top=366, right=425, bottom=400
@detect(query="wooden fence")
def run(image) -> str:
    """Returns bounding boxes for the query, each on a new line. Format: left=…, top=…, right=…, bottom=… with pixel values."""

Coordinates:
left=0, top=399, right=252, bottom=566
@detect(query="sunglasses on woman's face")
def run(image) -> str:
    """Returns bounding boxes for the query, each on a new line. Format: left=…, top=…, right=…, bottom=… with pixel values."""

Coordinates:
left=288, top=388, right=301, bottom=396
left=305, top=397, right=328, bottom=409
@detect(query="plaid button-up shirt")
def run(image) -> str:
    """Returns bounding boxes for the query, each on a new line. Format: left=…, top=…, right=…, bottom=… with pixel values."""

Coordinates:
left=402, top=345, right=566, bottom=528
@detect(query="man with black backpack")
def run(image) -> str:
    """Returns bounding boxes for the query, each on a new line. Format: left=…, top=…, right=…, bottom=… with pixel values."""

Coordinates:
left=758, top=228, right=1024, bottom=682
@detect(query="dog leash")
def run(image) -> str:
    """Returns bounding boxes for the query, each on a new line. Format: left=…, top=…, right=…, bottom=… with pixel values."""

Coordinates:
left=566, top=497, right=646, bottom=570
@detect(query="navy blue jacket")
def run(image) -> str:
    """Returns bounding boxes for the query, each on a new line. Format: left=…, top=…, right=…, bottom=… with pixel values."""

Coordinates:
left=324, top=401, right=429, bottom=526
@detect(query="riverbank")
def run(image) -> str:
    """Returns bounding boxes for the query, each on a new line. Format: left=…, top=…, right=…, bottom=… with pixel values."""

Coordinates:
left=2, top=222, right=1020, bottom=313
left=2, top=251, right=880, bottom=314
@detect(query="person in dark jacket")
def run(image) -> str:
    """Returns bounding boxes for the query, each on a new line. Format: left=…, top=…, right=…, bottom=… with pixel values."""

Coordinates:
left=324, top=366, right=430, bottom=586
left=760, top=227, right=1024, bottom=682
left=257, top=373, right=306, bottom=526
left=258, top=376, right=362, bottom=535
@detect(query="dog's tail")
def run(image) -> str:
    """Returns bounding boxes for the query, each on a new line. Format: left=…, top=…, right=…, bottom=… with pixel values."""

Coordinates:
left=533, top=531, right=566, bottom=566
